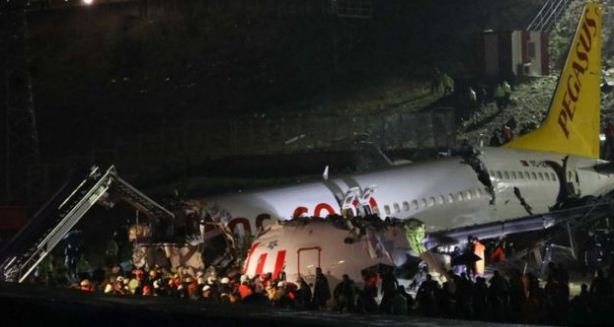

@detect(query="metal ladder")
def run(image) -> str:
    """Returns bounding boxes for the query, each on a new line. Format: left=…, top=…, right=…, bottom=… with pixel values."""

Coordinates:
left=0, top=165, right=174, bottom=283
left=527, top=0, right=572, bottom=32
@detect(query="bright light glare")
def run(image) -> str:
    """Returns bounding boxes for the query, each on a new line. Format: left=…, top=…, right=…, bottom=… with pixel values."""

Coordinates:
left=83, top=0, right=94, bottom=5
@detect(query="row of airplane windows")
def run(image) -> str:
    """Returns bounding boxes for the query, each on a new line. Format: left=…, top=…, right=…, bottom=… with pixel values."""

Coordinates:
left=382, top=188, right=484, bottom=216
left=489, top=170, right=558, bottom=182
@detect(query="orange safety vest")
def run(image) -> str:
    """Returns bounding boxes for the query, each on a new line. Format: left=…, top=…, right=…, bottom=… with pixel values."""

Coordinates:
left=490, top=246, right=506, bottom=262
left=473, top=241, right=485, bottom=276
left=239, top=284, right=253, bottom=299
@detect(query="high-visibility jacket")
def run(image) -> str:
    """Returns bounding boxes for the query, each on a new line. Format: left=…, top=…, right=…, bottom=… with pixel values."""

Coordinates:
left=494, top=85, right=505, bottom=98
left=474, top=241, right=485, bottom=276
left=491, top=246, right=506, bottom=262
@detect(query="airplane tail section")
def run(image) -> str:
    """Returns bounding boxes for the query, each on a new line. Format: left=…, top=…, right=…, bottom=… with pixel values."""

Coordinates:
left=505, top=3, right=602, bottom=158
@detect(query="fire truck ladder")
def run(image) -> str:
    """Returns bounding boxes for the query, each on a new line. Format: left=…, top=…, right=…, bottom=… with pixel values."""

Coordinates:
left=0, top=165, right=174, bottom=283
left=527, top=0, right=571, bottom=32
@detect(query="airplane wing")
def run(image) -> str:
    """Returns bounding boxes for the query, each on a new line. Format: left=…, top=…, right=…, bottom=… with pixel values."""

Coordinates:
left=587, top=162, right=614, bottom=174
left=425, top=199, right=613, bottom=248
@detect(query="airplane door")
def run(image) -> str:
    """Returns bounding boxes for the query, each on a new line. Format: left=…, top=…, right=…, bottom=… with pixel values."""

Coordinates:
left=563, top=156, right=581, bottom=197
left=297, top=246, right=321, bottom=284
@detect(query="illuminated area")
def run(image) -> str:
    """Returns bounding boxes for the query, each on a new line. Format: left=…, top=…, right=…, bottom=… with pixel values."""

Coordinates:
left=82, top=0, right=94, bottom=5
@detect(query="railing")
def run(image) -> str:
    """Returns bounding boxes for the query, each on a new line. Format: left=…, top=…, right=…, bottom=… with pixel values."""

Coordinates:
left=527, top=0, right=572, bottom=31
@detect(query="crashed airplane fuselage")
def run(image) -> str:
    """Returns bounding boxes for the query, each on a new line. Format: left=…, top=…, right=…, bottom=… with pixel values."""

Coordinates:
left=202, top=146, right=614, bottom=235
left=186, top=3, right=614, bottom=283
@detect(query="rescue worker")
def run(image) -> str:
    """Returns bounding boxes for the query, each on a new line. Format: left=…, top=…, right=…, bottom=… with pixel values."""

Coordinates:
left=202, top=285, right=213, bottom=302
left=312, top=267, right=331, bottom=309
left=103, top=282, right=114, bottom=294
left=186, top=277, right=200, bottom=300
left=142, top=285, right=153, bottom=296
left=491, top=238, right=507, bottom=263
left=473, top=237, right=486, bottom=277
left=113, top=276, right=126, bottom=295
left=296, top=277, right=313, bottom=309
left=274, top=281, right=291, bottom=307
left=501, top=124, right=513, bottom=143
left=64, top=242, right=79, bottom=281
left=333, top=274, right=357, bottom=312
left=488, top=270, right=509, bottom=317
left=79, top=279, right=94, bottom=292
left=494, top=82, right=506, bottom=110
left=219, top=276, right=231, bottom=302
left=128, top=275, right=141, bottom=295
left=390, top=287, right=408, bottom=315
left=464, top=236, right=477, bottom=280
left=417, top=274, right=440, bottom=316
left=380, top=267, right=399, bottom=313
left=476, top=84, right=488, bottom=107
left=238, top=275, right=253, bottom=300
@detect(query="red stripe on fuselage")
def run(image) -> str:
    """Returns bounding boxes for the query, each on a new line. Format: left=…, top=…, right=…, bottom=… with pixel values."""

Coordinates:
left=273, top=250, right=286, bottom=279
left=255, top=253, right=268, bottom=275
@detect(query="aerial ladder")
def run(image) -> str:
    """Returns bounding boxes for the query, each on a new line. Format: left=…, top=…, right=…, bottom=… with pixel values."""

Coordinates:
left=0, top=166, right=174, bottom=283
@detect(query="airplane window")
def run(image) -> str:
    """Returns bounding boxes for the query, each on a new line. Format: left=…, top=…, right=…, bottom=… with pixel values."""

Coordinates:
left=447, top=194, right=454, bottom=203
left=437, top=196, right=445, bottom=205
left=551, top=173, right=557, bottom=181
left=384, top=205, right=391, bottom=216
left=457, top=192, right=464, bottom=201
left=402, top=201, right=409, bottom=211
left=511, top=171, right=517, bottom=179
left=496, top=171, right=502, bottom=179
left=503, top=171, right=510, bottom=179
left=466, top=190, right=473, bottom=200
left=475, top=189, right=482, bottom=197
left=538, top=172, right=544, bottom=180
left=421, top=199, right=428, bottom=208
left=544, top=173, right=550, bottom=181
left=518, top=171, right=524, bottom=179
left=532, top=172, right=537, bottom=179
left=411, top=200, right=419, bottom=210
left=525, top=171, right=531, bottom=179
left=393, top=203, right=400, bottom=213
left=428, top=197, right=435, bottom=207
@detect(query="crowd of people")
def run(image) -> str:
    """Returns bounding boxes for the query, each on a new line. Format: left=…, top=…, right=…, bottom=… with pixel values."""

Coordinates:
left=40, top=256, right=612, bottom=326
